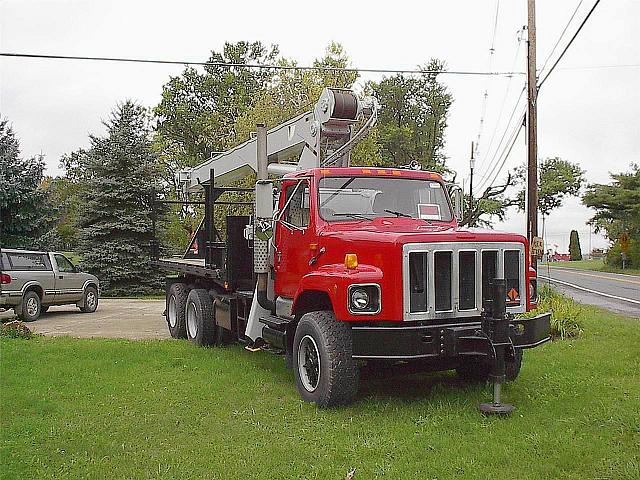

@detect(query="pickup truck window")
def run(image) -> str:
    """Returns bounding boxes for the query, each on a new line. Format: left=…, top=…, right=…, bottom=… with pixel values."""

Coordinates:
left=54, top=254, right=75, bottom=273
left=318, top=176, right=453, bottom=222
left=6, top=252, right=51, bottom=271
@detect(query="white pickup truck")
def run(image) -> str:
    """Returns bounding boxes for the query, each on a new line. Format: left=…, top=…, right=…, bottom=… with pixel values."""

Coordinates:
left=0, top=248, right=100, bottom=321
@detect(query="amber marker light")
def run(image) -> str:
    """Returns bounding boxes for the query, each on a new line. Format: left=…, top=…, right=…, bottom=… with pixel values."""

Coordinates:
left=344, top=253, right=358, bottom=269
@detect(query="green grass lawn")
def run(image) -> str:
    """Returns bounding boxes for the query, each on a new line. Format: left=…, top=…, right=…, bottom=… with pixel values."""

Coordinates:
left=2, top=308, right=639, bottom=479
left=541, top=259, right=640, bottom=275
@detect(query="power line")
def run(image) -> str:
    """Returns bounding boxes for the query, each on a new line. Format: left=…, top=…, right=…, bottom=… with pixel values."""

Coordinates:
left=474, top=84, right=526, bottom=191
left=538, top=0, right=602, bottom=89
left=476, top=0, right=603, bottom=191
left=473, top=0, right=502, bottom=159
left=538, top=0, right=585, bottom=76
left=554, top=63, right=640, bottom=71
left=473, top=27, right=525, bottom=179
left=0, top=52, right=526, bottom=77
left=485, top=113, right=526, bottom=189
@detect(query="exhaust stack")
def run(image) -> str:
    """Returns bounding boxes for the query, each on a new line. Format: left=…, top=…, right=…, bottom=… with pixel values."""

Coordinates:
left=254, top=123, right=274, bottom=311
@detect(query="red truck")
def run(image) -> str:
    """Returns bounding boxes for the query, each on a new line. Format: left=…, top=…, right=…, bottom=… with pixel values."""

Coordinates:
left=152, top=88, right=549, bottom=410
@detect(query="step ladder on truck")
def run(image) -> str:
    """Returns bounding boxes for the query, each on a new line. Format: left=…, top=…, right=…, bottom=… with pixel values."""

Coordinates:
left=150, top=88, right=550, bottom=411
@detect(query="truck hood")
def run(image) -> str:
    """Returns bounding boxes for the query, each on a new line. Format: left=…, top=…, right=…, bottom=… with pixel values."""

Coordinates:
left=319, top=217, right=527, bottom=245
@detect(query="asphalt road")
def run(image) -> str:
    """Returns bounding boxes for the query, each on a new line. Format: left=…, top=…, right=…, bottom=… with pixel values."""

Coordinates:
left=0, top=299, right=168, bottom=339
left=538, top=265, right=640, bottom=318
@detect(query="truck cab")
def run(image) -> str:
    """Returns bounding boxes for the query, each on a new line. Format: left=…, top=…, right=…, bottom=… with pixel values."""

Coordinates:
left=274, top=167, right=537, bottom=322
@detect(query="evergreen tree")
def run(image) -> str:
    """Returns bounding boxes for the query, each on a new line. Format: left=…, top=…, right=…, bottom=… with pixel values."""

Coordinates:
left=0, top=119, right=51, bottom=248
left=569, top=230, right=583, bottom=261
left=77, top=102, right=161, bottom=295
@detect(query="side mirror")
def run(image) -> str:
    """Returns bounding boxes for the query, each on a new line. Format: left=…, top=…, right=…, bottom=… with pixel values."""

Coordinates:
left=450, top=185, right=464, bottom=222
left=74, top=264, right=83, bottom=273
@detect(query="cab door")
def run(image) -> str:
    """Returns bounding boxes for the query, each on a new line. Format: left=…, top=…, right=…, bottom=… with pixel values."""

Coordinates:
left=274, top=179, right=315, bottom=298
left=52, top=254, right=83, bottom=302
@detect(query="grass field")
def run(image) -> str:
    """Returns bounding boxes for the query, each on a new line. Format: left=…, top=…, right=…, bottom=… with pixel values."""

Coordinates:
left=541, top=259, right=640, bottom=276
left=2, top=308, right=639, bottom=479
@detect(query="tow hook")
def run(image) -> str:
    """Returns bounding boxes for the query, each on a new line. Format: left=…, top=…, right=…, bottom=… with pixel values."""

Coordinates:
left=478, top=278, right=516, bottom=415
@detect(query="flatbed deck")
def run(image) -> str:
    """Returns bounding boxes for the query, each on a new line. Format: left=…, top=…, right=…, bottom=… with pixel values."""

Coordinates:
left=152, top=257, right=222, bottom=279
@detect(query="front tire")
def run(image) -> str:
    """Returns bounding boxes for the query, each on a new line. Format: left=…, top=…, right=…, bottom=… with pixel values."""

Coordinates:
left=185, top=289, right=216, bottom=346
left=19, top=291, right=41, bottom=322
left=167, top=283, right=188, bottom=338
left=293, top=311, right=359, bottom=407
left=79, top=286, right=99, bottom=313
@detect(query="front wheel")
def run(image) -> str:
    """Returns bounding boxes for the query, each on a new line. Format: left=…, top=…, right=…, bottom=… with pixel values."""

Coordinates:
left=293, top=311, right=359, bottom=407
left=79, top=286, right=99, bottom=313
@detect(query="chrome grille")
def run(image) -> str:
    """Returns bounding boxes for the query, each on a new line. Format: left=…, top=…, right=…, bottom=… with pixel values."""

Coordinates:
left=403, top=242, right=526, bottom=321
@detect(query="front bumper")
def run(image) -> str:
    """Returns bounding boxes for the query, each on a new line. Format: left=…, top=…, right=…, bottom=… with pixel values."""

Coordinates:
left=351, top=313, right=551, bottom=360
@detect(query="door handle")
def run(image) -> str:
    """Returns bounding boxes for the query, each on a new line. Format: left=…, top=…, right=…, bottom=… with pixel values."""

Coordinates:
left=59, top=275, right=64, bottom=280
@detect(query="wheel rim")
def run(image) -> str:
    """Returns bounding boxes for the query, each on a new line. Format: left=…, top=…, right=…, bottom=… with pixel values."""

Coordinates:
left=86, top=291, right=96, bottom=310
left=168, top=296, right=177, bottom=328
left=26, top=297, right=39, bottom=317
left=297, top=335, right=321, bottom=392
left=187, top=302, right=198, bottom=338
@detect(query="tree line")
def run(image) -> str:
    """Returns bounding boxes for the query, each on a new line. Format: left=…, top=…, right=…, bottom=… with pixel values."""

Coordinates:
left=1, top=41, right=637, bottom=294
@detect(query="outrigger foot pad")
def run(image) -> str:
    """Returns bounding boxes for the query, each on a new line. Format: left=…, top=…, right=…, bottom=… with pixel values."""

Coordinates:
left=478, top=402, right=515, bottom=415
left=479, top=382, right=515, bottom=415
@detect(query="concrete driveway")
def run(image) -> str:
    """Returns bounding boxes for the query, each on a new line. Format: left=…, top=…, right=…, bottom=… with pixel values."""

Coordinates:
left=1, top=298, right=169, bottom=340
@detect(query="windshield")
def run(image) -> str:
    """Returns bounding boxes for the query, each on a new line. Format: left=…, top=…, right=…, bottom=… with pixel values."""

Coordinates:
left=318, top=176, right=453, bottom=222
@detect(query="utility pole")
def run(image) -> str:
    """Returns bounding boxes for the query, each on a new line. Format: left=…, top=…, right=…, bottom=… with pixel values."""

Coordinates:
left=527, top=0, right=539, bottom=267
left=469, top=141, right=475, bottom=217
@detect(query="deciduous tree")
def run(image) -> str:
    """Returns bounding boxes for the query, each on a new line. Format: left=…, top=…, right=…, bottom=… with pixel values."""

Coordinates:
left=368, top=59, right=453, bottom=171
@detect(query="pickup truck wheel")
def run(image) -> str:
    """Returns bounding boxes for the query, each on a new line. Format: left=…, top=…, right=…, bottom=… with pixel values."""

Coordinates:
left=79, top=286, right=99, bottom=313
left=167, top=283, right=188, bottom=338
left=293, top=311, right=359, bottom=407
left=456, top=349, right=523, bottom=382
left=19, top=291, right=41, bottom=322
left=185, top=289, right=216, bottom=346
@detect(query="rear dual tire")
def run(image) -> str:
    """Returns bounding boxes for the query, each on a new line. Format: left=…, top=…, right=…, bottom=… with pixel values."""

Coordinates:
left=167, top=283, right=189, bottom=339
left=293, top=311, right=359, bottom=407
left=185, top=289, right=217, bottom=346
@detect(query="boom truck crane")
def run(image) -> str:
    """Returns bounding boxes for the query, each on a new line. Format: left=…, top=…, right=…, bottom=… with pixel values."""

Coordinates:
left=151, top=88, right=550, bottom=411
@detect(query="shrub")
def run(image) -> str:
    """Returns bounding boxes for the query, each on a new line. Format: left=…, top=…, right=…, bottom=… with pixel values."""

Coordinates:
left=0, top=320, right=33, bottom=339
left=520, top=285, right=584, bottom=339
left=605, top=238, right=640, bottom=269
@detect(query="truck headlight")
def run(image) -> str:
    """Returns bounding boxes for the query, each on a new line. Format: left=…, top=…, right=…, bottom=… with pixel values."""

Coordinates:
left=348, top=284, right=381, bottom=314
left=351, top=289, right=370, bottom=310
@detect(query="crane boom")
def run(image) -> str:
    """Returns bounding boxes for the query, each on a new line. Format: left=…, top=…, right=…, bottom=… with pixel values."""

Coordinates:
left=177, top=88, right=377, bottom=193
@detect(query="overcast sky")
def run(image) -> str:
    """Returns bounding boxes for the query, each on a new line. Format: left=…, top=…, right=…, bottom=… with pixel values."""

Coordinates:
left=2, top=0, right=639, bottom=253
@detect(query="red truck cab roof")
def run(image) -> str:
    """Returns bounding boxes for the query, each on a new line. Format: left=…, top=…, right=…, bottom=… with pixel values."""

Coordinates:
left=285, top=166, right=445, bottom=182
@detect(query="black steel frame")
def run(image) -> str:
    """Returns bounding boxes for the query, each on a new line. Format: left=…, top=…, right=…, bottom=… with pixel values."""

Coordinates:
left=150, top=168, right=254, bottom=290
